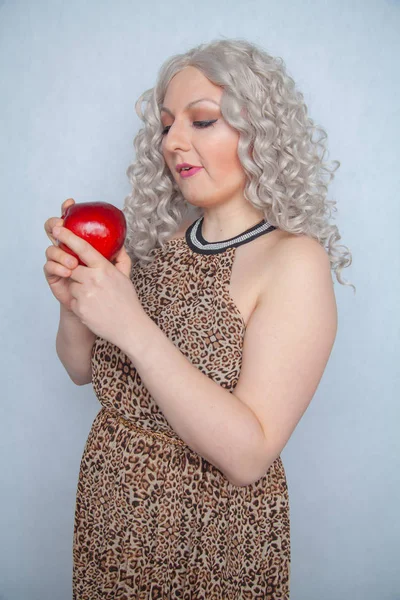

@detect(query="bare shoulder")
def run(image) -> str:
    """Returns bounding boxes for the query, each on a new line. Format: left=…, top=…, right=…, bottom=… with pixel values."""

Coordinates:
left=262, top=232, right=334, bottom=296
left=268, top=231, right=331, bottom=265
left=256, top=230, right=338, bottom=344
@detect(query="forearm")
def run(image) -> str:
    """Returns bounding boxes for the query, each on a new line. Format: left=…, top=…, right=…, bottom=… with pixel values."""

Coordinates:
left=120, top=313, right=269, bottom=487
left=56, top=305, right=96, bottom=385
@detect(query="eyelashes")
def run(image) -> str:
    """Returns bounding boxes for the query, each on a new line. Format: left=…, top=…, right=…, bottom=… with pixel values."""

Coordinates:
left=161, top=120, right=218, bottom=136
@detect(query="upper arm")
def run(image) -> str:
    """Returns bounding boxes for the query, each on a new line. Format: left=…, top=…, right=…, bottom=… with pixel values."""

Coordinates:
left=234, top=236, right=338, bottom=477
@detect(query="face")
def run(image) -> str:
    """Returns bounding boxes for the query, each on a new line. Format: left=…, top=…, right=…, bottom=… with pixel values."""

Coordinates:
left=160, top=66, right=247, bottom=210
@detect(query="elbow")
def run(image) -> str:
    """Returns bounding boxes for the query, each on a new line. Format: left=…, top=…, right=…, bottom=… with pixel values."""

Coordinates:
left=227, top=475, right=251, bottom=488
left=73, top=379, right=91, bottom=387
left=69, top=371, right=92, bottom=386
left=72, top=376, right=92, bottom=386
left=227, top=468, right=267, bottom=488
left=219, top=460, right=258, bottom=488
left=59, top=360, right=92, bottom=386
left=226, top=470, right=264, bottom=488
left=225, top=446, right=278, bottom=488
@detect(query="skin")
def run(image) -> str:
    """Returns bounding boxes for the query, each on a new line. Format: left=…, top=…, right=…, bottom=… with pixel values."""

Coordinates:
left=44, top=198, right=130, bottom=311
left=43, top=68, right=338, bottom=486
left=160, top=66, right=265, bottom=241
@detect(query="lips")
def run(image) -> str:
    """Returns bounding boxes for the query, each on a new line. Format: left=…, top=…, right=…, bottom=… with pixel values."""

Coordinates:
left=179, top=167, right=203, bottom=179
left=175, top=162, right=201, bottom=172
left=174, top=162, right=203, bottom=179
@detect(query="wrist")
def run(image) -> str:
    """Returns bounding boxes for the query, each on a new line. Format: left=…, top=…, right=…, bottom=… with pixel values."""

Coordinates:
left=118, top=309, right=155, bottom=360
left=60, top=303, right=79, bottom=321
left=59, top=303, right=92, bottom=333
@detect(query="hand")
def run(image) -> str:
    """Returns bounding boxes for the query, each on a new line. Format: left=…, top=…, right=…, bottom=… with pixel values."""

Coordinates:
left=44, top=198, right=133, bottom=313
left=51, top=224, right=144, bottom=349
left=43, top=198, right=79, bottom=311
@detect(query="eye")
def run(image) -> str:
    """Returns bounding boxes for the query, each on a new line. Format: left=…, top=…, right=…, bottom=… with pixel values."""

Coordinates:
left=161, top=120, right=218, bottom=135
left=193, top=120, right=218, bottom=129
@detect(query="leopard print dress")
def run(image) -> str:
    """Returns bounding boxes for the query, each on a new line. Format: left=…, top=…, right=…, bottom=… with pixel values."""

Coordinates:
left=73, top=217, right=291, bottom=599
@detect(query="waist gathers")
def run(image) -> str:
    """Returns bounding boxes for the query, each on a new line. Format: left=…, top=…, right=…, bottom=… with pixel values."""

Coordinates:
left=100, top=406, right=188, bottom=449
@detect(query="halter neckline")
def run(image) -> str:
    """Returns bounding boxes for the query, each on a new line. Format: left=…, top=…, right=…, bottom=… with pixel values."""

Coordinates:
left=185, top=216, right=277, bottom=255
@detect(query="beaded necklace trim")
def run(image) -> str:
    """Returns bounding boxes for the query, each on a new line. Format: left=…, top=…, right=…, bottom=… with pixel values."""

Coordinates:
left=185, top=216, right=277, bottom=255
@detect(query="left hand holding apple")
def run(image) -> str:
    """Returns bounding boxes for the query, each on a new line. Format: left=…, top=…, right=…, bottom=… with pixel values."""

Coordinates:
left=52, top=225, right=145, bottom=350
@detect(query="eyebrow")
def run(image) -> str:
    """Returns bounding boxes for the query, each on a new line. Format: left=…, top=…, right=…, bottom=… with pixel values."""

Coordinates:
left=160, top=97, right=220, bottom=116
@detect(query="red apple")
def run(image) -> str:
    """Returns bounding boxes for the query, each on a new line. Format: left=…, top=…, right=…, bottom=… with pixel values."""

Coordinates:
left=59, top=201, right=127, bottom=266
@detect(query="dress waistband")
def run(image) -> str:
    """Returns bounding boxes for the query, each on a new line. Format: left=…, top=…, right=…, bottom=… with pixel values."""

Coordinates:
left=101, top=407, right=187, bottom=448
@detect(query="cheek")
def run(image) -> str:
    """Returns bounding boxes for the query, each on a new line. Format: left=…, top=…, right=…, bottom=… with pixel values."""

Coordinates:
left=210, top=131, right=241, bottom=171
left=161, top=145, right=173, bottom=169
left=218, top=155, right=241, bottom=175
left=214, top=145, right=243, bottom=174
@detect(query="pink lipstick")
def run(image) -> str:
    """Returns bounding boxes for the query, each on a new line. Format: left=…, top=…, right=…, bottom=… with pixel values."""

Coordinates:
left=179, top=167, right=203, bottom=179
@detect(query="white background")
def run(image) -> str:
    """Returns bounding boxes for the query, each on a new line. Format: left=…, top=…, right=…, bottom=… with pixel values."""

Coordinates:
left=1, top=0, right=399, bottom=598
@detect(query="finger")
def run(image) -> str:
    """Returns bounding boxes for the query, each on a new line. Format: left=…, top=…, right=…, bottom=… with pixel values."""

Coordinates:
left=113, top=245, right=132, bottom=278
left=52, top=226, right=106, bottom=269
left=43, top=260, right=73, bottom=279
left=61, top=197, right=75, bottom=218
left=44, top=217, right=65, bottom=246
left=67, top=264, right=88, bottom=283
left=46, top=245, right=78, bottom=269
left=68, top=280, right=83, bottom=302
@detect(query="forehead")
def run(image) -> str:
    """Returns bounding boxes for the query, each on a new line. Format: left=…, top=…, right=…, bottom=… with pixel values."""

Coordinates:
left=162, top=66, right=222, bottom=110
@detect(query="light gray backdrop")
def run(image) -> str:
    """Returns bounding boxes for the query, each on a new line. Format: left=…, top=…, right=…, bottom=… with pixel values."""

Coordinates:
left=1, top=0, right=399, bottom=599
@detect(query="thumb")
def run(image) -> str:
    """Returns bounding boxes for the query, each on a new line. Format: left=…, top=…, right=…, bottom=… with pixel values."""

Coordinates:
left=113, top=245, right=132, bottom=278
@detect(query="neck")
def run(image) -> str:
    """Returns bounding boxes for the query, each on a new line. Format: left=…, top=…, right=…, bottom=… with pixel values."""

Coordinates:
left=200, top=206, right=265, bottom=243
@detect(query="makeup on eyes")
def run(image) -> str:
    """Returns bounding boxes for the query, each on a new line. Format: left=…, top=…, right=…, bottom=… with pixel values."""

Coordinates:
left=160, top=102, right=221, bottom=125
left=161, top=119, right=218, bottom=135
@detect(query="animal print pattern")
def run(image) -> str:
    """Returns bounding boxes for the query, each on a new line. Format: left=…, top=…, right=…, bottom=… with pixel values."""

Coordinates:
left=73, top=237, right=291, bottom=599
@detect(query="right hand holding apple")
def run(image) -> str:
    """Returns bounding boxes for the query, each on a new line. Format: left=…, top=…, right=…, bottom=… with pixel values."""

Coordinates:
left=43, top=198, right=79, bottom=312
left=44, top=198, right=131, bottom=312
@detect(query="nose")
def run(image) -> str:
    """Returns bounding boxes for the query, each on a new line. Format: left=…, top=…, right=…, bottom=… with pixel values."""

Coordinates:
left=162, top=120, right=191, bottom=154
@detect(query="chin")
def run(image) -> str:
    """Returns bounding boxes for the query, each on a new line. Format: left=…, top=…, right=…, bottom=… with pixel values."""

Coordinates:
left=183, top=198, right=213, bottom=210
left=178, top=192, right=204, bottom=206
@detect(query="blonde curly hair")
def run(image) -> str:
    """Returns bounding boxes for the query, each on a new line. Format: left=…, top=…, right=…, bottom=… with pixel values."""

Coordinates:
left=123, top=37, right=354, bottom=290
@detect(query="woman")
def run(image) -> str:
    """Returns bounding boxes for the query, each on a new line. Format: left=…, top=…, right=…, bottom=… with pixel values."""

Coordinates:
left=44, top=38, right=352, bottom=599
